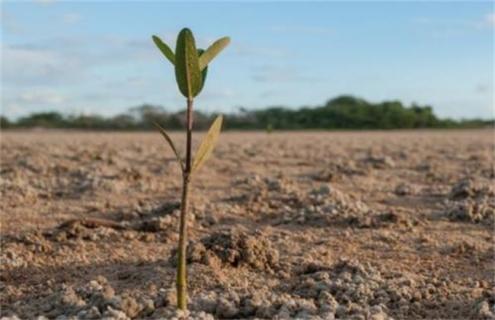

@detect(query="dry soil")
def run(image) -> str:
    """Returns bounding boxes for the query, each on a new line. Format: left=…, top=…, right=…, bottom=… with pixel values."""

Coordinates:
left=0, top=129, right=494, bottom=320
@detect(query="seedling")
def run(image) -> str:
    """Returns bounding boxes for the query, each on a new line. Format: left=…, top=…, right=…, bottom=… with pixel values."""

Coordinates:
left=151, top=29, right=230, bottom=311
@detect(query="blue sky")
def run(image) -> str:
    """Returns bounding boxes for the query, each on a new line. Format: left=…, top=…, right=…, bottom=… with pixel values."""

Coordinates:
left=1, top=1, right=494, bottom=119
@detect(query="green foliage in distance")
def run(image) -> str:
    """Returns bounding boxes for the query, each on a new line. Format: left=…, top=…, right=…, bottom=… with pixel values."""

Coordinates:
left=5, top=96, right=493, bottom=131
left=244, top=96, right=465, bottom=130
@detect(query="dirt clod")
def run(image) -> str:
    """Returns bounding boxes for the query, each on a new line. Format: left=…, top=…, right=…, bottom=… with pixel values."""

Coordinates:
left=172, top=229, right=279, bottom=271
left=445, top=178, right=495, bottom=226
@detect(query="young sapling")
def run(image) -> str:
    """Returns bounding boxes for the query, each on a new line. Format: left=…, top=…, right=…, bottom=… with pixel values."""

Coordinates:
left=151, top=28, right=230, bottom=311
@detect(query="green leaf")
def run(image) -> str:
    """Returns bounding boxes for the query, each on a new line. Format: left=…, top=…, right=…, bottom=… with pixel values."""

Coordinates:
left=153, top=122, right=185, bottom=173
left=199, top=37, right=230, bottom=71
left=192, top=115, right=223, bottom=174
left=197, top=49, right=208, bottom=94
left=152, top=35, right=175, bottom=65
left=175, top=28, right=202, bottom=98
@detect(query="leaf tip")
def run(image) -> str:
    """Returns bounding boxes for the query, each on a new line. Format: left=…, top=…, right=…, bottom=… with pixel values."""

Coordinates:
left=151, top=35, right=161, bottom=43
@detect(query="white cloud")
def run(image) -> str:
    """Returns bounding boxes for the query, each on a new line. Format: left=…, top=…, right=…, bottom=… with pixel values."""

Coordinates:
left=1, top=11, right=23, bottom=34
left=233, top=43, right=289, bottom=58
left=17, top=90, right=65, bottom=105
left=483, top=13, right=495, bottom=28
left=1, top=35, right=158, bottom=86
left=62, top=13, right=81, bottom=25
left=251, top=65, right=315, bottom=83
left=2, top=45, right=85, bottom=85
left=475, top=83, right=491, bottom=94
left=201, top=88, right=236, bottom=100
left=258, top=90, right=280, bottom=99
left=2, top=89, right=66, bottom=118
left=0, top=33, right=171, bottom=118
left=270, top=25, right=334, bottom=35
left=414, top=12, right=495, bottom=33
left=33, top=0, right=57, bottom=5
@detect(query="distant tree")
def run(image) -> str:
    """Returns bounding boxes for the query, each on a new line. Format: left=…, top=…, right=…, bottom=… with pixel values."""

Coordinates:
left=0, top=116, right=11, bottom=129
left=411, top=104, right=438, bottom=128
left=326, top=95, right=367, bottom=108
left=67, top=114, right=106, bottom=129
left=129, top=104, right=168, bottom=128
left=3, top=96, right=490, bottom=130
left=17, top=112, right=66, bottom=128
left=109, top=114, right=138, bottom=130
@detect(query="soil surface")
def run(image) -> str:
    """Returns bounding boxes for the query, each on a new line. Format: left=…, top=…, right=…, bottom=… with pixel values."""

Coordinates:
left=1, top=129, right=494, bottom=320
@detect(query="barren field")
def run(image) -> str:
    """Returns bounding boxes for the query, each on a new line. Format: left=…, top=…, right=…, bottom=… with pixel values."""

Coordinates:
left=1, top=129, right=494, bottom=320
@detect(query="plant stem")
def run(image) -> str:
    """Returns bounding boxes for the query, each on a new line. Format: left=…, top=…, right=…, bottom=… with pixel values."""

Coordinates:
left=177, top=97, right=194, bottom=311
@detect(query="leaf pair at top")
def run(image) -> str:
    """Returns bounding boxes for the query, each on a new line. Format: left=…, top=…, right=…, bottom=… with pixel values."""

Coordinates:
left=152, top=29, right=230, bottom=99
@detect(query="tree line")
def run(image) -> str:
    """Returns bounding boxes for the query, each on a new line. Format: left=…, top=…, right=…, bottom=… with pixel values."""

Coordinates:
left=1, top=95, right=492, bottom=130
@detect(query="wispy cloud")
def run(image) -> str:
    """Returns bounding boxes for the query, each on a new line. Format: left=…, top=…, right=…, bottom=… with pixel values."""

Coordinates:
left=233, top=43, right=289, bottom=58
left=2, top=89, right=66, bottom=118
left=17, top=90, right=65, bottom=105
left=251, top=65, right=315, bottom=83
left=33, top=0, right=57, bottom=5
left=269, top=25, right=334, bottom=35
left=2, top=45, right=85, bottom=85
left=259, top=90, right=279, bottom=98
left=1, top=11, right=23, bottom=34
left=413, top=12, right=495, bottom=37
left=475, top=83, right=491, bottom=94
left=62, top=13, right=81, bottom=25
left=201, top=88, right=236, bottom=101
left=2, top=35, right=158, bottom=86
left=480, top=12, right=495, bottom=28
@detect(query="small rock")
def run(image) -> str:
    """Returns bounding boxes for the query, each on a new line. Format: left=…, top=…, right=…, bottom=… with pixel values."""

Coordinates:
left=60, top=286, right=86, bottom=308
left=140, top=216, right=174, bottom=232
left=118, top=296, right=141, bottom=318
left=368, top=305, right=388, bottom=320
left=139, top=298, right=155, bottom=316
left=195, top=292, right=218, bottom=314
left=395, top=183, right=413, bottom=196
left=0, top=315, right=22, bottom=320
left=77, top=306, right=101, bottom=319
left=102, top=306, right=130, bottom=320
left=318, top=291, right=339, bottom=313
left=476, top=300, right=495, bottom=319
left=364, top=155, right=395, bottom=169
left=216, top=297, right=239, bottom=318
